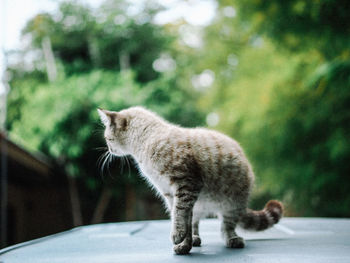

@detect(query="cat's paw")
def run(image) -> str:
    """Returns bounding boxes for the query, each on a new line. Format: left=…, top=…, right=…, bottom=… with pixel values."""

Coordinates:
left=226, top=236, right=245, bottom=248
left=174, top=242, right=192, bottom=255
left=192, top=235, right=201, bottom=247
left=171, top=229, right=187, bottom=245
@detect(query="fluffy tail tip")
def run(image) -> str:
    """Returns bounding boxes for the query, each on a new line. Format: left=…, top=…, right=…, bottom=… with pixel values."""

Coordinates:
left=265, top=200, right=284, bottom=224
left=240, top=200, right=284, bottom=231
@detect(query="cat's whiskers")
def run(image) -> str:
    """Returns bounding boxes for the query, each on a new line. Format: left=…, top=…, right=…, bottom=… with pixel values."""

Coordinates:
left=119, top=154, right=125, bottom=175
left=106, top=152, right=113, bottom=176
left=123, top=155, right=130, bottom=178
left=100, top=151, right=111, bottom=176
left=97, top=151, right=109, bottom=172
left=108, top=153, right=117, bottom=178
left=97, top=149, right=130, bottom=178
left=118, top=149, right=132, bottom=178
left=95, top=146, right=108, bottom=152
left=125, top=155, right=132, bottom=178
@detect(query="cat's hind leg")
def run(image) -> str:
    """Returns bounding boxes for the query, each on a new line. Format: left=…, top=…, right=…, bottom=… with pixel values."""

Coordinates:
left=220, top=210, right=245, bottom=248
left=192, top=210, right=202, bottom=246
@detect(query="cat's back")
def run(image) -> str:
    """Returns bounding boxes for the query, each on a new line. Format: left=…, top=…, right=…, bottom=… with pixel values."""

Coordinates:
left=185, top=127, right=244, bottom=161
left=169, top=126, right=251, bottom=177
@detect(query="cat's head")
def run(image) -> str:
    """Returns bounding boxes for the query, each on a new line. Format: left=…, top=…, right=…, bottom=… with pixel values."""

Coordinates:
left=97, top=108, right=129, bottom=156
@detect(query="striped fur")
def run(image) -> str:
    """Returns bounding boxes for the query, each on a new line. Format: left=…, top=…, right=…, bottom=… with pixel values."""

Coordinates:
left=98, top=107, right=283, bottom=255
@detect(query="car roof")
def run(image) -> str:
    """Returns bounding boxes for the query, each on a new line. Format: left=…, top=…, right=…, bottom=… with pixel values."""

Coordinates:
left=1, top=218, right=350, bottom=262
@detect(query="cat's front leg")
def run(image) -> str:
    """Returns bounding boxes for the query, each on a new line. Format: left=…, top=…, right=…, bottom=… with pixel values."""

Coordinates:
left=171, top=187, right=199, bottom=254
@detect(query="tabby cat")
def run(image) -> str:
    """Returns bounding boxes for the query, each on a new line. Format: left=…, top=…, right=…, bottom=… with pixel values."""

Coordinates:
left=98, top=106, right=283, bottom=255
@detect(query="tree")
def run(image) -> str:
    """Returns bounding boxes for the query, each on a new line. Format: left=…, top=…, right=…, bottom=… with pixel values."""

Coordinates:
left=224, top=0, right=350, bottom=57
left=21, top=0, right=171, bottom=82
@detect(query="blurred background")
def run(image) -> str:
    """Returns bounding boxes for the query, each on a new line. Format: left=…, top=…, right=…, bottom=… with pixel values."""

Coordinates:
left=0, top=0, right=349, bottom=248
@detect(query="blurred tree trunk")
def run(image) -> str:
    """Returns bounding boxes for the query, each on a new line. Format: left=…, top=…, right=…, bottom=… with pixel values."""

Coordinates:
left=91, top=186, right=112, bottom=224
left=67, top=175, right=83, bottom=226
left=125, top=185, right=135, bottom=221
left=87, top=36, right=101, bottom=67
left=119, top=51, right=130, bottom=72
left=41, top=36, right=57, bottom=82
left=0, top=133, right=8, bottom=248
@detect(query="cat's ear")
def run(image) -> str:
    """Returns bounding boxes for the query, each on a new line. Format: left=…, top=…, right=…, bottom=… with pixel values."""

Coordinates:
left=97, top=108, right=127, bottom=130
left=97, top=108, right=115, bottom=127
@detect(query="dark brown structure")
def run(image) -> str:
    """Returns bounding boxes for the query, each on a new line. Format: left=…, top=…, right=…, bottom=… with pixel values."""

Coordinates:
left=0, top=133, right=72, bottom=248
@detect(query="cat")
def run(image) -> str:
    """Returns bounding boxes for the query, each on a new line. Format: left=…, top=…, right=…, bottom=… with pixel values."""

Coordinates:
left=98, top=106, right=283, bottom=255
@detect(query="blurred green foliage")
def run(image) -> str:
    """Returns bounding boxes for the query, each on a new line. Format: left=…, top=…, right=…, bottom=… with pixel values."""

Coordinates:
left=6, top=0, right=350, bottom=218
left=199, top=1, right=350, bottom=216
left=263, top=60, right=350, bottom=216
left=224, top=0, right=350, bottom=57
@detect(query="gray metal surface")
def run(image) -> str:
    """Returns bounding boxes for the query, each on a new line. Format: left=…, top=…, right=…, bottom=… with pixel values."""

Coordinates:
left=1, top=218, right=350, bottom=263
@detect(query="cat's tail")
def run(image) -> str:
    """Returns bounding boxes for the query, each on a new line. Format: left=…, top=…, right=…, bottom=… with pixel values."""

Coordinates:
left=239, top=200, right=283, bottom=231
